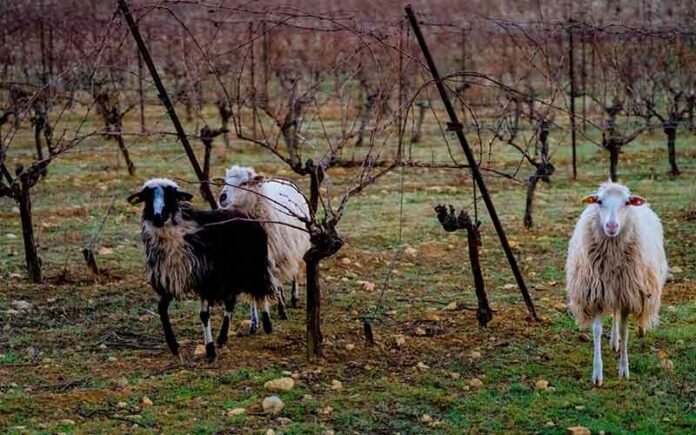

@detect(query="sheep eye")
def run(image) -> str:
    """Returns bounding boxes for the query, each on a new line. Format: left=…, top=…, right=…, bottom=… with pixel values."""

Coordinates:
left=597, top=200, right=603, bottom=206
left=220, top=193, right=227, bottom=202
left=624, top=201, right=630, bottom=206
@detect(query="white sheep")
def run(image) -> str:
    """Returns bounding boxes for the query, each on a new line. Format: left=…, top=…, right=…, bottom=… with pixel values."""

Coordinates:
left=217, top=165, right=311, bottom=326
left=566, top=181, right=668, bottom=386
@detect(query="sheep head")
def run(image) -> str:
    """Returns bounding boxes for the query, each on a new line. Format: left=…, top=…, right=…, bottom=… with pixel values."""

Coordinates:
left=127, top=178, right=193, bottom=227
left=581, top=181, right=645, bottom=237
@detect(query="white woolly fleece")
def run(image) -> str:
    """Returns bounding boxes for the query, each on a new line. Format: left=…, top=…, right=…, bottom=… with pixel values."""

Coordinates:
left=143, top=178, right=180, bottom=190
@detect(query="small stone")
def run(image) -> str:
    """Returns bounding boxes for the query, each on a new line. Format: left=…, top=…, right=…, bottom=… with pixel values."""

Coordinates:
left=444, top=301, right=458, bottom=311
left=98, top=247, right=114, bottom=256
left=194, top=344, right=206, bottom=356
left=265, top=430, right=275, bottom=435
left=503, top=283, right=516, bottom=290
left=330, top=380, right=343, bottom=390
left=240, top=319, right=252, bottom=329
left=416, top=362, right=430, bottom=370
left=321, top=406, right=333, bottom=415
left=107, top=356, right=117, bottom=362
left=264, top=377, right=295, bottom=392
left=98, top=344, right=108, bottom=351
left=546, top=421, right=556, bottom=427
left=469, top=350, right=482, bottom=359
left=404, top=246, right=418, bottom=257
left=566, top=426, right=591, bottom=435
left=468, top=378, right=484, bottom=388
left=324, top=430, right=335, bottom=435
left=415, top=327, right=427, bottom=336
left=449, top=372, right=461, bottom=380
left=117, top=401, right=128, bottom=408
left=142, top=396, right=153, bottom=406
left=535, top=380, right=550, bottom=390
left=420, top=414, right=433, bottom=424
left=6, top=233, right=17, bottom=239
left=59, top=419, right=75, bottom=426
left=395, top=335, right=406, bottom=347
left=340, top=257, right=352, bottom=265
left=345, top=344, right=355, bottom=351
left=114, top=376, right=129, bottom=387
left=358, top=280, right=376, bottom=292
left=11, top=300, right=32, bottom=311
left=227, top=407, right=246, bottom=417
left=575, top=405, right=586, bottom=411
left=262, top=396, right=285, bottom=415
left=661, top=359, right=675, bottom=371
left=425, top=312, right=441, bottom=322
left=670, top=266, right=683, bottom=274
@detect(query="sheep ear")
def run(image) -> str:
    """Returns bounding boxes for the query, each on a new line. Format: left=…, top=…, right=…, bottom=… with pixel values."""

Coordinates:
left=628, top=195, right=645, bottom=206
left=177, top=191, right=194, bottom=202
left=580, top=194, right=599, bottom=204
left=127, top=191, right=144, bottom=205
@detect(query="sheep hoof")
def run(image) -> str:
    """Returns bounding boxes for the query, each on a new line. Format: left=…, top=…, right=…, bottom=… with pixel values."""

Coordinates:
left=592, top=376, right=603, bottom=387
left=291, top=297, right=298, bottom=309
left=205, top=342, right=217, bottom=363
left=216, top=335, right=228, bottom=348
left=278, top=309, right=288, bottom=321
left=262, top=312, right=273, bottom=334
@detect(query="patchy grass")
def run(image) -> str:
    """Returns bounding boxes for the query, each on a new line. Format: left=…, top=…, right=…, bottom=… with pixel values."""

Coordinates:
left=1, top=108, right=695, bottom=434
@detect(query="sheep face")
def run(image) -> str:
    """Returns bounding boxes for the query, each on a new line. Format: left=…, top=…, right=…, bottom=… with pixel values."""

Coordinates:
left=218, top=166, right=260, bottom=209
left=128, top=178, right=193, bottom=227
left=582, top=183, right=645, bottom=237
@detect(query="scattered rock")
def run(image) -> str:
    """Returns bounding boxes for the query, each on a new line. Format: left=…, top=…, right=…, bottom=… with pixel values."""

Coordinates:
left=6, top=233, right=17, bottom=239
left=661, top=359, right=675, bottom=371
left=449, top=372, right=461, bottom=380
left=575, top=405, right=586, bottom=411
left=503, top=283, right=516, bottom=290
left=566, top=426, right=591, bottom=435
left=404, top=246, right=418, bottom=257
left=535, top=380, right=550, bottom=390
left=670, top=266, right=683, bottom=274
left=98, top=247, right=114, bottom=256
left=194, top=344, right=206, bottom=356
left=345, top=343, right=355, bottom=351
left=394, top=335, right=406, bottom=347
left=98, top=344, right=107, bottom=351
left=107, top=356, right=117, bottom=362
left=262, top=396, right=285, bottom=415
left=358, top=280, right=376, bottom=292
left=59, top=419, right=76, bottom=426
left=416, top=362, right=430, bottom=371
left=117, top=401, right=128, bottom=408
left=114, top=376, right=129, bottom=388
left=321, top=406, right=333, bottom=415
left=415, top=327, right=427, bottom=336
left=469, top=350, right=482, bottom=359
left=420, top=414, right=433, bottom=424
left=264, top=377, right=295, bottom=392
left=11, top=300, right=32, bottom=311
left=444, top=301, right=458, bottom=311
left=468, top=378, right=484, bottom=388
left=330, top=380, right=343, bottom=390
left=142, top=396, right=153, bottom=406
left=265, top=430, right=275, bottom=435
left=227, top=408, right=246, bottom=417
left=340, top=257, right=352, bottom=265
left=424, top=312, right=441, bottom=322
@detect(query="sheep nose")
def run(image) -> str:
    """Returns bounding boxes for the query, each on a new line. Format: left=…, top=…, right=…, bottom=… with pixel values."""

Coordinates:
left=607, top=221, right=619, bottom=231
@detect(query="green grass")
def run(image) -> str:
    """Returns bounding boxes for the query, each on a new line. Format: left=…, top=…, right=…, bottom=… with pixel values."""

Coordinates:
left=1, top=104, right=695, bottom=433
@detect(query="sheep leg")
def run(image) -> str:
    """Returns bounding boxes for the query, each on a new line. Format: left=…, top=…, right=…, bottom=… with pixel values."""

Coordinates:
left=217, top=295, right=236, bottom=347
left=618, top=309, right=630, bottom=379
left=199, top=300, right=216, bottom=363
left=262, top=297, right=273, bottom=334
left=290, top=279, right=299, bottom=308
left=610, top=309, right=620, bottom=353
left=157, top=294, right=180, bottom=358
left=592, top=317, right=603, bottom=387
left=249, top=302, right=259, bottom=335
left=277, top=286, right=288, bottom=320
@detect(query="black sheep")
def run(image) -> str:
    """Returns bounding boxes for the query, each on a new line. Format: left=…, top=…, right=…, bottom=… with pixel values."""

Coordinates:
left=127, top=178, right=277, bottom=362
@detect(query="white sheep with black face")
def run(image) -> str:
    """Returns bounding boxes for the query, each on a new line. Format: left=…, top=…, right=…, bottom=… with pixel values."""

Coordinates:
left=566, top=181, right=668, bottom=386
left=216, top=165, right=311, bottom=330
